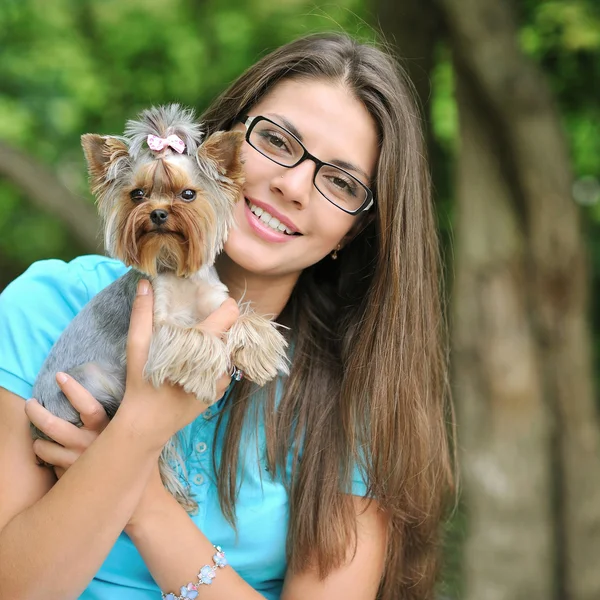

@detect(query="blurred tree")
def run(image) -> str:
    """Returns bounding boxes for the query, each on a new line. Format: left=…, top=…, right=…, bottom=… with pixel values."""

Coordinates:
left=0, top=140, right=100, bottom=252
left=443, top=0, right=599, bottom=598
left=376, top=0, right=600, bottom=598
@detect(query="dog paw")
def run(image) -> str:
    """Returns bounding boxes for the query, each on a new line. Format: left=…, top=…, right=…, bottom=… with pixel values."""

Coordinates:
left=145, top=325, right=228, bottom=404
left=227, top=312, right=289, bottom=386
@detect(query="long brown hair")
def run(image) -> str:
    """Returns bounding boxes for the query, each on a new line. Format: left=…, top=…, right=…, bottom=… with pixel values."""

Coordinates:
left=201, top=33, right=454, bottom=599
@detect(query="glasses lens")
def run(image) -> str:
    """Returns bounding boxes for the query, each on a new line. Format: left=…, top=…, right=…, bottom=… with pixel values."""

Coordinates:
left=315, top=165, right=368, bottom=212
left=249, top=120, right=303, bottom=167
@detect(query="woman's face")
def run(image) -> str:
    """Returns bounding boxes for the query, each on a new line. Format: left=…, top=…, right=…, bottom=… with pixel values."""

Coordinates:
left=225, top=78, right=379, bottom=279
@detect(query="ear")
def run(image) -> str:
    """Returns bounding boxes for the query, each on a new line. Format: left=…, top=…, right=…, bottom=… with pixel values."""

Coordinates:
left=81, top=134, right=130, bottom=191
left=197, top=131, right=244, bottom=186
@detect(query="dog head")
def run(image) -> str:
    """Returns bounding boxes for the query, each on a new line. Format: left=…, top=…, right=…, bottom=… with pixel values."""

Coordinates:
left=82, top=104, right=244, bottom=277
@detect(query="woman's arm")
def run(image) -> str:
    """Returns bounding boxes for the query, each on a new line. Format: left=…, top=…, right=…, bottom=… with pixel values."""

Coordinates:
left=0, top=284, right=238, bottom=600
left=125, top=470, right=268, bottom=599
left=125, top=480, right=387, bottom=600
left=280, top=497, right=388, bottom=600
left=0, top=386, right=162, bottom=599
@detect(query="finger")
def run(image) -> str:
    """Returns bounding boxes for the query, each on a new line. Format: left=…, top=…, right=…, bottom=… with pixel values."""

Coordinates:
left=197, top=298, right=239, bottom=338
left=127, top=279, right=154, bottom=375
left=55, top=373, right=109, bottom=431
left=32, top=438, right=80, bottom=470
left=25, top=399, right=90, bottom=449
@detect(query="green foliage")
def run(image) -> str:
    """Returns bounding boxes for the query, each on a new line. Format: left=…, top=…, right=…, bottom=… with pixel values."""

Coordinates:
left=0, top=0, right=374, bottom=285
left=521, top=0, right=600, bottom=177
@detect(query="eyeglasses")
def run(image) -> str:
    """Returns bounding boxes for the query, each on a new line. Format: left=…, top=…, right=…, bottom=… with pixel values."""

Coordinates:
left=238, top=115, right=374, bottom=215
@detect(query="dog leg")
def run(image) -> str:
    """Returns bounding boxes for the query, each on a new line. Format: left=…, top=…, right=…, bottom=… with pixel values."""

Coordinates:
left=226, top=306, right=289, bottom=386
left=144, top=324, right=228, bottom=404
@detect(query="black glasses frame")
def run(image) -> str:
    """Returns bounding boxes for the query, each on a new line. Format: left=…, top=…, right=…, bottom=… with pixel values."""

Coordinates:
left=238, top=115, right=374, bottom=215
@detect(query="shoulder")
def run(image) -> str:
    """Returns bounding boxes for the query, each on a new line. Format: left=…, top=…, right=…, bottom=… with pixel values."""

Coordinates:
left=1, top=255, right=127, bottom=303
left=0, top=255, right=128, bottom=399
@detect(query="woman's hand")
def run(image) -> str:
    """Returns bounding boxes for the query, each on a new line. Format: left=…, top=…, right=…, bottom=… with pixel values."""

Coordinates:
left=24, top=375, right=110, bottom=478
left=25, top=280, right=239, bottom=474
left=116, top=280, right=239, bottom=449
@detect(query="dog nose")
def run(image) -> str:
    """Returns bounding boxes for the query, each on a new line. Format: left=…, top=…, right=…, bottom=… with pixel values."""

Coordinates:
left=150, top=209, right=169, bottom=225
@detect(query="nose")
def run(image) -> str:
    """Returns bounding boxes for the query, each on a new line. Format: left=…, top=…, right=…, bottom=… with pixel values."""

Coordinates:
left=150, top=209, right=169, bottom=226
left=271, top=160, right=315, bottom=207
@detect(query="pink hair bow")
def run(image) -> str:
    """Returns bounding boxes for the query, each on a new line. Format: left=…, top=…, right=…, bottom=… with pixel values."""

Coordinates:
left=147, top=133, right=186, bottom=154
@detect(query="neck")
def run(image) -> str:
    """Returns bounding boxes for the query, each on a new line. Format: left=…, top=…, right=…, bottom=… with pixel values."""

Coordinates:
left=215, top=253, right=299, bottom=318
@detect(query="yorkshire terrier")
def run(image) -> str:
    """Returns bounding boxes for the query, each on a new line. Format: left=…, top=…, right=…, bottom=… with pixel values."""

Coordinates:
left=31, top=105, right=288, bottom=509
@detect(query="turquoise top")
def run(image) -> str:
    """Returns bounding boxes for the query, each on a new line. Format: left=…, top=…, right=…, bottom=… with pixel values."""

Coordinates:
left=0, top=255, right=367, bottom=599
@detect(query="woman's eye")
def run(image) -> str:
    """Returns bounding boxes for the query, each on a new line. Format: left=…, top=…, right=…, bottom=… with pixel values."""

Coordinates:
left=130, top=188, right=145, bottom=201
left=181, top=189, right=196, bottom=201
left=268, top=134, right=286, bottom=148
left=332, top=177, right=357, bottom=196
left=259, top=130, right=289, bottom=151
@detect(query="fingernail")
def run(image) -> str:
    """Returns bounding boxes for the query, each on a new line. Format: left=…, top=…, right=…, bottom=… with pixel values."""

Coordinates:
left=56, top=372, right=68, bottom=384
left=137, top=280, right=149, bottom=296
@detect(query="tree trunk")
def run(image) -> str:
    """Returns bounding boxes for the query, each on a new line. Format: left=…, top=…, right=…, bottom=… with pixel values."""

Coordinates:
left=439, top=0, right=600, bottom=598
left=0, top=141, right=101, bottom=253
left=452, top=59, right=554, bottom=599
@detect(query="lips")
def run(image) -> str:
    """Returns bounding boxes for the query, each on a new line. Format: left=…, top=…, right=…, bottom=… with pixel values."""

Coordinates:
left=244, top=197, right=301, bottom=235
left=243, top=199, right=302, bottom=243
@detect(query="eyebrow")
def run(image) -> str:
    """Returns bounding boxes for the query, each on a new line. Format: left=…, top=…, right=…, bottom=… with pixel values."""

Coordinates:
left=266, top=112, right=371, bottom=182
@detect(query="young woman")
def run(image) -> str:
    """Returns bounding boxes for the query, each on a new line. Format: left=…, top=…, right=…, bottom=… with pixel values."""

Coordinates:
left=0, top=33, right=453, bottom=600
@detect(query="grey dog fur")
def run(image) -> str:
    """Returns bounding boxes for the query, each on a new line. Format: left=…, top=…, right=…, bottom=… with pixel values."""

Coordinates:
left=31, top=269, right=142, bottom=426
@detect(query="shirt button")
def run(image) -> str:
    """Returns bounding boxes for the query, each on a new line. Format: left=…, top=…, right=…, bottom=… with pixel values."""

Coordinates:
left=193, top=474, right=205, bottom=485
left=195, top=442, right=207, bottom=453
left=203, top=409, right=212, bottom=420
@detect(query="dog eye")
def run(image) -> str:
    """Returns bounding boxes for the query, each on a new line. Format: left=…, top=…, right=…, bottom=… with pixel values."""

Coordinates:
left=181, top=189, right=196, bottom=202
left=130, top=189, right=145, bottom=201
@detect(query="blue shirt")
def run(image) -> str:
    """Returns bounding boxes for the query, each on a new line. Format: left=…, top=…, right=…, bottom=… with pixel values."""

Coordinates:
left=0, top=255, right=367, bottom=599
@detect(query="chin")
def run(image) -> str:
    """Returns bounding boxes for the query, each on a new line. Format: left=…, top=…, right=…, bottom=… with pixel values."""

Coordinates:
left=224, top=226, right=328, bottom=276
left=226, top=248, right=282, bottom=276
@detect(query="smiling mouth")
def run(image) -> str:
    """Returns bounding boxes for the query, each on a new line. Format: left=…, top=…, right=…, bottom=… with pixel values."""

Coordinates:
left=245, top=199, right=301, bottom=236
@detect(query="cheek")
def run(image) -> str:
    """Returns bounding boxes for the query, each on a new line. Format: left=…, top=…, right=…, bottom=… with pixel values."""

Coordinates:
left=240, top=149, right=271, bottom=187
left=310, top=203, right=356, bottom=247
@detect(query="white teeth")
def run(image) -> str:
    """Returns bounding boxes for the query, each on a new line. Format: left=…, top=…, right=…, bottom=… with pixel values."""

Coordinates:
left=247, top=201, right=296, bottom=235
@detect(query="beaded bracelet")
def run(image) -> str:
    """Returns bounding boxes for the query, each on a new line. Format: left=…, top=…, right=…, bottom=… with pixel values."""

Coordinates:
left=161, top=545, right=228, bottom=599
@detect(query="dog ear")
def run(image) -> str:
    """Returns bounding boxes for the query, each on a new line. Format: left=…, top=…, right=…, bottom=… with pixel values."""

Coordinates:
left=81, top=134, right=130, bottom=192
left=196, top=131, right=244, bottom=186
